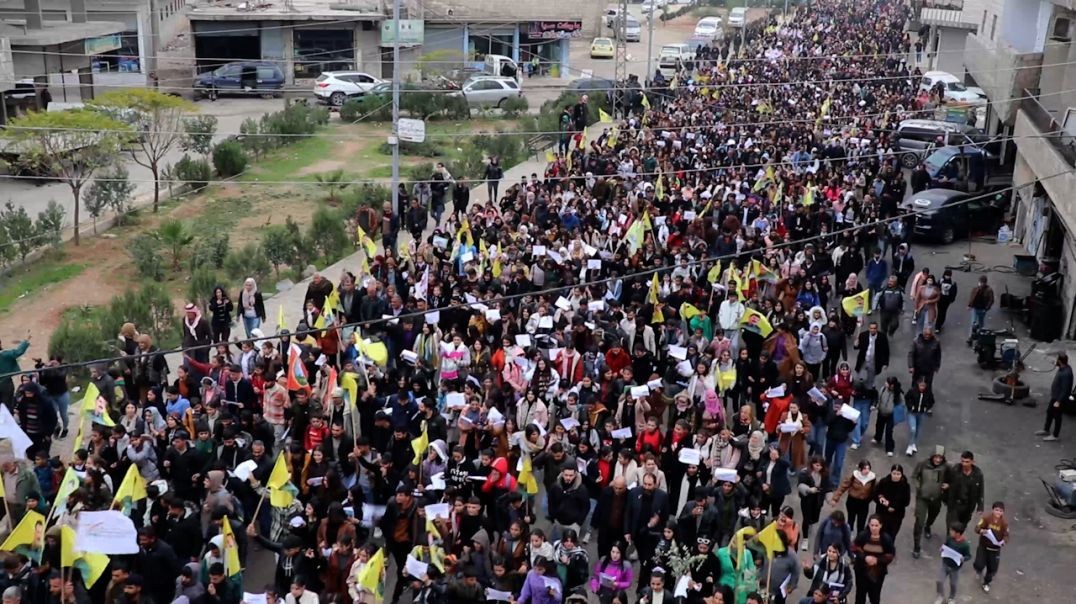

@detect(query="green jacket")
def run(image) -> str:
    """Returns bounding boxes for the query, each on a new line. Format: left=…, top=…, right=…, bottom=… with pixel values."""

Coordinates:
left=913, top=458, right=947, bottom=501
left=0, top=340, right=30, bottom=379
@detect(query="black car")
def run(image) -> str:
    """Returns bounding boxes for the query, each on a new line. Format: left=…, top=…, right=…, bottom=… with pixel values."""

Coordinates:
left=900, top=188, right=1007, bottom=244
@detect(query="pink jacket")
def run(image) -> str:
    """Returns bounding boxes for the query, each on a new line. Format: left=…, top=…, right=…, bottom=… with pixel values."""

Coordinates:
left=589, top=559, right=633, bottom=593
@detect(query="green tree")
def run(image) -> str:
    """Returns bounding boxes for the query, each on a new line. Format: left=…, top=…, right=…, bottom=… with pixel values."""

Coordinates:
left=182, top=114, right=219, bottom=157
left=156, top=218, right=195, bottom=271
left=92, top=89, right=194, bottom=212
left=314, top=169, right=350, bottom=204
left=4, top=109, right=130, bottom=245
left=36, top=200, right=66, bottom=248
left=0, top=201, right=37, bottom=262
left=84, top=166, right=135, bottom=233
left=262, top=225, right=293, bottom=279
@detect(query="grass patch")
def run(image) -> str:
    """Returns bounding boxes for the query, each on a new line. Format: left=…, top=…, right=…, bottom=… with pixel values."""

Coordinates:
left=240, top=133, right=335, bottom=182
left=0, top=261, right=87, bottom=313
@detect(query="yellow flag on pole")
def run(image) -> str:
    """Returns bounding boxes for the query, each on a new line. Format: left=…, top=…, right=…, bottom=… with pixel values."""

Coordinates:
left=357, top=547, right=386, bottom=600
left=411, top=428, right=429, bottom=466
left=356, top=224, right=377, bottom=257
left=60, top=526, right=109, bottom=588
left=740, top=307, right=774, bottom=337
left=641, top=94, right=651, bottom=110
left=706, top=261, right=723, bottom=285
left=267, top=451, right=299, bottom=508
left=81, top=383, right=114, bottom=427
left=756, top=521, right=786, bottom=559
left=841, top=289, right=870, bottom=318
left=599, top=108, right=614, bottom=123
left=649, top=274, right=664, bottom=324
left=222, top=516, right=242, bottom=577
left=623, top=218, right=645, bottom=254
left=277, top=304, right=286, bottom=332
left=545, top=149, right=556, bottom=163
left=113, top=464, right=147, bottom=513
left=518, top=455, right=539, bottom=495
left=0, top=510, right=45, bottom=563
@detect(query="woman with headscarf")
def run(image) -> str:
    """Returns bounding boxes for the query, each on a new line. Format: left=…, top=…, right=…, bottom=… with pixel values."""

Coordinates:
left=208, top=286, right=234, bottom=344
left=237, top=278, right=266, bottom=338
left=836, top=273, right=863, bottom=336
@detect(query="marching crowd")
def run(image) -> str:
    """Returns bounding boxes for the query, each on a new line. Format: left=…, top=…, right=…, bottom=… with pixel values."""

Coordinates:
left=0, top=1, right=1030, bottom=604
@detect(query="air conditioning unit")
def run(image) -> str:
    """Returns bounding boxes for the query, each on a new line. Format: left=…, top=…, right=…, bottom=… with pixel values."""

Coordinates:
left=1051, top=17, right=1071, bottom=42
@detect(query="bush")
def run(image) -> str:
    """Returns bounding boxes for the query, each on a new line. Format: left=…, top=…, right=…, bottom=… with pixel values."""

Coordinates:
left=85, top=166, right=135, bottom=231
left=501, top=96, right=529, bottom=117
left=35, top=200, right=66, bottom=248
left=174, top=153, right=212, bottom=193
left=340, top=97, right=392, bottom=123
left=442, top=95, right=471, bottom=120
left=0, top=201, right=37, bottom=263
left=224, top=243, right=272, bottom=283
left=128, top=233, right=164, bottom=280
left=239, top=117, right=262, bottom=159
left=378, top=140, right=442, bottom=158
left=308, top=206, right=351, bottom=261
left=212, top=140, right=249, bottom=178
left=96, top=283, right=179, bottom=349
left=262, top=224, right=295, bottom=278
left=340, top=184, right=390, bottom=216
left=48, top=307, right=112, bottom=372
left=182, top=115, right=219, bottom=157
left=190, top=231, right=229, bottom=272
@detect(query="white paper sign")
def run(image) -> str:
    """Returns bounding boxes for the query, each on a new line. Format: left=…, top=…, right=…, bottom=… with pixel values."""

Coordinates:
left=75, top=511, right=139, bottom=554
left=630, top=385, right=650, bottom=398
left=425, top=311, right=440, bottom=324
left=674, top=574, right=691, bottom=598
left=232, top=459, right=259, bottom=482
left=669, top=345, right=688, bottom=360
left=647, top=379, right=663, bottom=390
left=678, top=448, right=702, bottom=465
left=424, top=503, right=451, bottom=520
left=360, top=504, right=387, bottom=528
left=532, top=245, right=547, bottom=256
left=555, top=296, right=572, bottom=310
left=485, top=309, right=501, bottom=322
left=401, top=350, right=419, bottom=364
left=486, top=589, right=514, bottom=601
left=538, top=316, right=554, bottom=329
left=712, top=468, right=739, bottom=482
left=765, top=385, right=786, bottom=398
left=548, top=251, right=564, bottom=265
left=587, top=259, right=603, bottom=270
left=446, top=392, right=467, bottom=409
left=487, top=406, right=505, bottom=426
left=779, top=422, right=801, bottom=434
left=808, top=387, right=827, bottom=402
left=0, top=405, right=32, bottom=459
left=405, top=555, right=429, bottom=579
left=839, top=404, right=861, bottom=423
left=429, top=473, right=446, bottom=490
left=515, top=334, right=532, bottom=348
left=941, top=544, right=965, bottom=566
left=611, top=427, right=633, bottom=439
left=560, top=417, right=580, bottom=431
left=243, top=594, right=268, bottom=604
left=588, top=300, right=605, bottom=311
left=460, top=252, right=474, bottom=264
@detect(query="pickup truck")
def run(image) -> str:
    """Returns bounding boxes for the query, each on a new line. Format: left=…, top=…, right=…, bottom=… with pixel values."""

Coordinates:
left=658, top=43, right=695, bottom=71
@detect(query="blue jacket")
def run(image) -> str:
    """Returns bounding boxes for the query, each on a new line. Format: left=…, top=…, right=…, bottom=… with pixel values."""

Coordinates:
left=865, top=258, right=888, bottom=288
left=814, top=516, right=853, bottom=557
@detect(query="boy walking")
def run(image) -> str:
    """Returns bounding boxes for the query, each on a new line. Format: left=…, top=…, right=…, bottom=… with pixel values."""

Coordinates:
left=972, top=501, right=1010, bottom=593
left=935, top=522, right=971, bottom=604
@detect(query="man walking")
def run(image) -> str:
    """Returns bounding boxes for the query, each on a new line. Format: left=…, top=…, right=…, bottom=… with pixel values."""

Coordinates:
left=908, top=327, right=942, bottom=391
left=943, top=451, right=985, bottom=533
left=966, top=275, right=994, bottom=345
left=912, top=446, right=948, bottom=559
left=1037, top=352, right=1072, bottom=442
left=855, top=321, right=889, bottom=388
left=972, top=501, right=1009, bottom=593
left=873, top=276, right=904, bottom=337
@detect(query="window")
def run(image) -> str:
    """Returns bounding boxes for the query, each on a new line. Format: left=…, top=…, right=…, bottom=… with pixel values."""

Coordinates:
left=990, top=15, right=997, bottom=40
left=257, top=67, right=279, bottom=80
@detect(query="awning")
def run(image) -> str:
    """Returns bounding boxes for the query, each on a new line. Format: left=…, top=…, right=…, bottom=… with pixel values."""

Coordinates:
left=919, top=8, right=978, bottom=30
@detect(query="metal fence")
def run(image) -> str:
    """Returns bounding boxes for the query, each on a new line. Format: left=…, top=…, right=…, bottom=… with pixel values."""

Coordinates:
left=1022, top=89, right=1076, bottom=167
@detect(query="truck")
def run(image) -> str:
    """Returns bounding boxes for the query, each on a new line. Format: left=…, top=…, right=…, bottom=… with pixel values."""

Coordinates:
left=658, top=43, right=695, bottom=72
left=923, top=146, right=1013, bottom=194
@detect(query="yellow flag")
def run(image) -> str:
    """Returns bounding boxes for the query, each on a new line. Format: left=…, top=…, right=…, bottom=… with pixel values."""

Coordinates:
left=577, top=127, right=588, bottom=150
left=655, top=172, right=665, bottom=200
left=641, top=94, right=651, bottom=110
left=81, top=383, right=114, bottom=427
left=518, top=455, right=539, bottom=495
left=545, top=150, right=556, bottom=163
left=756, top=521, right=786, bottom=559
left=641, top=211, right=653, bottom=232
left=706, top=261, right=723, bottom=285
left=740, top=307, right=774, bottom=338
left=222, top=516, right=242, bottom=577
left=113, top=464, right=147, bottom=509
left=411, top=428, right=429, bottom=466
left=341, top=371, right=359, bottom=409
left=277, top=304, right=286, bottom=332
left=324, top=288, right=340, bottom=315
left=71, top=416, right=85, bottom=456
left=60, top=526, right=109, bottom=588
left=492, top=256, right=502, bottom=278
left=820, top=97, right=832, bottom=117
left=268, top=451, right=298, bottom=509
left=623, top=218, right=645, bottom=254
left=841, top=289, right=870, bottom=318
left=679, top=302, right=704, bottom=321
left=357, top=548, right=386, bottom=600
left=0, top=510, right=46, bottom=563
left=49, top=468, right=81, bottom=521
left=599, top=108, right=614, bottom=123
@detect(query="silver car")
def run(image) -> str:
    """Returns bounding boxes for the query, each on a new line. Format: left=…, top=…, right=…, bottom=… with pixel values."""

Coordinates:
left=459, top=77, right=522, bottom=108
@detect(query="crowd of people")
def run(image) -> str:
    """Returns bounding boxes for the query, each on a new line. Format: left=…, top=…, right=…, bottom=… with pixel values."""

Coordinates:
left=0, top=1, right=1036, bottom=604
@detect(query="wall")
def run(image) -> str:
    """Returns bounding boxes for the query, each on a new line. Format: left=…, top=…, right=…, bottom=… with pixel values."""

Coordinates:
left=936, top=28, right=968, bottom=74
left=1000, top=0, right=1053, bottom=52
left=964, top=32, right=1043, bottom=123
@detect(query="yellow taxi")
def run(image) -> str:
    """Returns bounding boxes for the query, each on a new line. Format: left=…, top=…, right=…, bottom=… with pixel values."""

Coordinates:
left=590, top=37, right=615, bottom=59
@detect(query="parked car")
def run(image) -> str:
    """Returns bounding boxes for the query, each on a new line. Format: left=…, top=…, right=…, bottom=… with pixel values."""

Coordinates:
left=567, top=77, right=616, bottom=93
left=617, top=15, right=642, bottom=42
left=641, top=0, right=667, bottom=15
left=604, top=4, right=621, bottom=27
left=894, top=118, right=991, bottom=168
left=456, top=76, right=522, bottom=108
left=900, top=188, right=1007, bottom=244
left=694, top=16, right=723, bottom=40
left=591, top=37, right=616, bottom=59
left=918, top=70, right=987, bottom=104
left=728, top=7, right=748, bottom=27
left=313, top=71, right=384, bottom=106
left=194, top=61, right=285, bottom=99
left=658, top=43, right=695, bottom=71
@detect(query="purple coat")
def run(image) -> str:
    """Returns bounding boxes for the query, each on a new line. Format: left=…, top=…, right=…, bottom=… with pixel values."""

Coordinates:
left=518, top=570, right=562, bottom=604
left=589, top=559, right=634, bottom=593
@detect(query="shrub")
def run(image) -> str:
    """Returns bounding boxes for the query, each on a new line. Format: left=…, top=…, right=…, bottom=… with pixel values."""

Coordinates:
left=190, top=231, right=229, bottom=272
left=442, top=94, right=471, bottom=120
left=262, top=224, right=295, bottom=278
left=48, top=307, right=112, bottom=371
left=339, top=97, right=392, bottom=123
left=35, top=200, right=66, bottom=248
left=182, top=115, right=219, bottom=157
left=96, top=283, right=179, bottom=349
left=128, top=233, right=164, bottom=280
left=0, top=201, right=37, bottom=263
left=308, top=206, right=351, bottom=261
left=239, top=117, right=262, bottom=158
left=378, top=140, right=442, bottom=157
left=173, top=153, right=211, bottom=193
left=212, top=140, right=248, bottom=178
left=224, top=243, right=271, bottom=283
left=85, top=166, right=135, bottom=231
left=340, top=184, right=390, bottom=216
left=501, top=96, right=529, bottom=117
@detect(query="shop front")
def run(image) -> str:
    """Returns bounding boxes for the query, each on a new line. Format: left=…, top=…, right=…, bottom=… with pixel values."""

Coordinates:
left=520, top=21, right=581, bottom=78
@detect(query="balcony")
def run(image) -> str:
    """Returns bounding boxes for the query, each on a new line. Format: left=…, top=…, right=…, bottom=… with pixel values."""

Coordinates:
left=1014, top=98, right=1076, bottom=237
left=1021, top=89, right=1076, bottom=166
left=964, top=34, right=1044, bottom=124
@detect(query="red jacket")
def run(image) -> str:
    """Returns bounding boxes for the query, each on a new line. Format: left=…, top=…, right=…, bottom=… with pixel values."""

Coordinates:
left=605, top=349, right=631, bottom=374
left=635, top=428, right=663, bottom=454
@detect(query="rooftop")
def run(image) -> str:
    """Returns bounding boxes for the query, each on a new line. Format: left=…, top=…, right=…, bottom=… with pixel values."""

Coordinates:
left=0, top=19, right=127, bottom=46
left=189, top=0, right=381, bottom=21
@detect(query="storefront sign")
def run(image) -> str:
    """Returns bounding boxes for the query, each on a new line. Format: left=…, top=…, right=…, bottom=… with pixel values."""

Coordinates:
left=527, top=21, right=583, bottom=40
left=381, top=19, right=425, bottom=46
left=84, top=34, right=121, bottom=55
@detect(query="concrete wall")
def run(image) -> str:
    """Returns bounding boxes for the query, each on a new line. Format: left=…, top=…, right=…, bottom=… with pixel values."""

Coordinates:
left=936, top=28, right=968, bottom=74
left=964, top=32, right=1043, bottom=123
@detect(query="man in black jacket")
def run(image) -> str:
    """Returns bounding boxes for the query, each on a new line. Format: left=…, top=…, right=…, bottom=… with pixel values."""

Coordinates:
left=223, top=365, right=257, bottom=411
left=624, top=473, right=669, bottom=576
left=36, top=357, right=70, bottom=438
left=133, top=527, right=181, bottom=604
left=855, top=321, right=890, bottom=387
left=163, top=430, right=206, bottom=502
left=248, top=528, right=317, bottom=595
left=592, top=477, right=630, bottom=556
left=380, top=485, right=420, bottom=603
left=1038, top=352, right=1073, bottom=441
left=943, top=451, right=985, bottom=533
left=908, top=327, right=942, bottom=390
left=548, top=467, right=589, bottom=540
left=162, top=497, right=204, bottom=563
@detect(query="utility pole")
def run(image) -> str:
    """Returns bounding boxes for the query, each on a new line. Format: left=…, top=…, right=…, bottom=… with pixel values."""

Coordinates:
left=390, top=0, right=401, bottom=220
left=646, top=3, right=655, bottom=81
left=614, top=0, right=629, bottom=108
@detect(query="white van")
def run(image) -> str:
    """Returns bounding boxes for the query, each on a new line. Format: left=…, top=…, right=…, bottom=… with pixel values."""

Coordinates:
left=728, top=7, right=748, bottom=27
left=484, top=54, right=521, bottom=83
left=694, top=16, right=723, bottom=40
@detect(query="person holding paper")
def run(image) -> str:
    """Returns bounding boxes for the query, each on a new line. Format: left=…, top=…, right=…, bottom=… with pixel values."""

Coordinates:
left=935, top=522, right=971, bottom=604
left=777, top=402, right=812, bottom=472
left=514, top=556, right=562, bottom=604
left=761, top=530, right=799, bottom=604
left=971, top=501, right=1009, bottom=593
left=871, top=465, right=911, bottom=541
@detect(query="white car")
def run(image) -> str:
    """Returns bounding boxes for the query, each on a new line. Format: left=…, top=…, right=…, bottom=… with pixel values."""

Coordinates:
left=458, top=76, right=522, bottom=108
left=658, top=43, right=695, bottom=71
left=728, top=7, right=748, bottom=27
left=313, top=71, right=384, bottom=106
left=919, top=71, right=987, bottom=104
left=694, top=16, right=723, bottom=40
left=641, top=0, right=667, bottom=14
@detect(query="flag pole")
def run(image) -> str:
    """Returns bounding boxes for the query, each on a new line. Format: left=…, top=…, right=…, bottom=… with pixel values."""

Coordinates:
left=251, top=490, right=267, bottom=526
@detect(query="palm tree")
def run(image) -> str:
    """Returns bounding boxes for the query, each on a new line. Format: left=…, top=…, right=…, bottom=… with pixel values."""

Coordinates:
left=315, top=169, right=350, bottom=204
left=156, top=219, right=194, bottom=271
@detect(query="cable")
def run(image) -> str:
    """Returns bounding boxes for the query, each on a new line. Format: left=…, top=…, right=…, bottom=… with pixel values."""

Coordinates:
left=3, top=168, right=1069, bottom=380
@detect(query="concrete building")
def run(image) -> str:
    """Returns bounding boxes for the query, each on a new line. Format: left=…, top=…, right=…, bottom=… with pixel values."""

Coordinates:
left=0, top=0, right=185, bottom=108
left=186, top=0, right=603, bottom=85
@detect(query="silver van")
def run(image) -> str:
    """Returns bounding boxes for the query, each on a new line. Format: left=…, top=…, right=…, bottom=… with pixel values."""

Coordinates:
left=894, top=119, right=989, bottom=169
